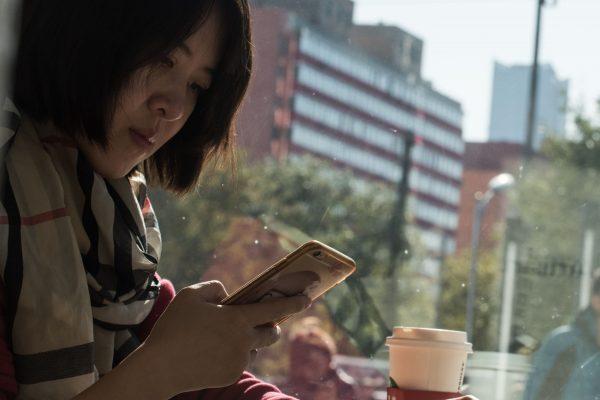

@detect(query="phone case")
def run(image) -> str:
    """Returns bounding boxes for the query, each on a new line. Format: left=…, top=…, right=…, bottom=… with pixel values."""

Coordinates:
left=221, top=240, right=356, bottom=324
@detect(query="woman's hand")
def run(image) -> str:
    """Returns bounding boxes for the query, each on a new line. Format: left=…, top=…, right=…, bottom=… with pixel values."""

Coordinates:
left=141, top=280, right=310, bottom=396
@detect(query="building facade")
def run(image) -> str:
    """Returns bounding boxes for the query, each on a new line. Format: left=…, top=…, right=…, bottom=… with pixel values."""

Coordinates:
left=488, top=62, right=569, bottom=149
left=455, top=142, right=523, bottom=253
left=349, top=23, right=423, bottom=79
left=252, top=0, right=354, bottom=37
left=238, top=5, right=465, bottom=268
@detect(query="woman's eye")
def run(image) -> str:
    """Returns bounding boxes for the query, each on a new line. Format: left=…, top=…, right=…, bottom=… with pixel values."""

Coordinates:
left=161, top=57, right=175, bottom=68
left=190, top=83, right=206, bottom=94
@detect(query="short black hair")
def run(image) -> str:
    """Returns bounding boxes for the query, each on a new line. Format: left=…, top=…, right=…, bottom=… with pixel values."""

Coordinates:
left=14, top=0, right=252, bottom=193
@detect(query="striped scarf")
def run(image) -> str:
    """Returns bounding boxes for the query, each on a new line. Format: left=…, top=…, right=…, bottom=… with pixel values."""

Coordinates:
left=0, top=98, right=162, bottom=399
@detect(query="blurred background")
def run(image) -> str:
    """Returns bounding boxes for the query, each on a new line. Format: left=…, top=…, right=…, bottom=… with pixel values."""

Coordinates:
left=3, top=0, right=600, bottom=399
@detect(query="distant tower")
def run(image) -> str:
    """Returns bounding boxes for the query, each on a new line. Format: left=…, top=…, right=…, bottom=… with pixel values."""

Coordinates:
left=488, top=62, right=569, bottom=149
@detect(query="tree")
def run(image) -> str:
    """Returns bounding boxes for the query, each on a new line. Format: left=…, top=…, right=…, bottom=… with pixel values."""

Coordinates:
left=241, top=157, right=438, bottom=340
left=542, top=100, right=600, bottom=171
left=507, top=105, right=600, bottom=343
left=152, top=155, right=437, bottom=356
left=438, top=251, right=501, bottom=350
left=150, top=167, right=247, bottom=290
left=241, top=156, right=396, bottom=280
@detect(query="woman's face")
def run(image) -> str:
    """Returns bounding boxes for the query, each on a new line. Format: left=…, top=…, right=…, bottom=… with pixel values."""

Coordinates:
left=78, top=5, right=224, bottom=179
left=296, top=349, right=331, bottom=381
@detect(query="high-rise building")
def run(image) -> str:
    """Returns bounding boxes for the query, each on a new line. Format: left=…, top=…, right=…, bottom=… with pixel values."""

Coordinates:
left=488, top=62, right=569, bottom=149
left=350, top=23, right=423, bottom=79
left=238, top=4, right=465, bottom=271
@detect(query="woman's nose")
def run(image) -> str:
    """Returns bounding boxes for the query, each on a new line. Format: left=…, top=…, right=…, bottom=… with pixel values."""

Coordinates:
left=147, top=92, right=185, bottom=122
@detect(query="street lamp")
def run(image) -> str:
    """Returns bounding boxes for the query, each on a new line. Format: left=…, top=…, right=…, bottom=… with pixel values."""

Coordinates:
left=465, top=173, right=515, bottom=342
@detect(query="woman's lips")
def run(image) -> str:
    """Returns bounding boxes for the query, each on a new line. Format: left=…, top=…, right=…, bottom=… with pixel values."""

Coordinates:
left=129, top=128, right=156, bottom=149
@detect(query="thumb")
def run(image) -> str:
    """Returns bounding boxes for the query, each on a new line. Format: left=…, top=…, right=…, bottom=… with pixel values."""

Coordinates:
left=191, top=280, right=229, bottom=303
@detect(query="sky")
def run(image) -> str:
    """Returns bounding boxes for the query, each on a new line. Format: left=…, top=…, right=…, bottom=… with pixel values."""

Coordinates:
left=353, top=0, right=600, bottom=142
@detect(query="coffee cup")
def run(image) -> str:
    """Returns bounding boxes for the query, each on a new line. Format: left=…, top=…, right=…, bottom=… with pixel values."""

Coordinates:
left=385, top=327, right=472, bottom=394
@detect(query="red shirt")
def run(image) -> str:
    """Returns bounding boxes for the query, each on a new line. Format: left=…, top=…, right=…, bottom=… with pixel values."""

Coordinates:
left=0, top=277, right=297, bottom=400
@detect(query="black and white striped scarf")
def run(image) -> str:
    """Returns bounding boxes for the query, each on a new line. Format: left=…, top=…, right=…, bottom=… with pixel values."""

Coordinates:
left=0, top=98, right=162, bottom=399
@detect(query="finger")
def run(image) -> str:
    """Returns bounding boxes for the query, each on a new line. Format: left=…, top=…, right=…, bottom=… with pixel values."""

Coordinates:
left=190, top=280, right=229, bottom=303
left=238, top=295, right=310, bottom=326
left=251, top=324, right=281, bottom=349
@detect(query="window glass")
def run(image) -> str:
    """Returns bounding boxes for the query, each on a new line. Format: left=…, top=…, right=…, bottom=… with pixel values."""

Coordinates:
left=5, top=1, right=600, bottom=400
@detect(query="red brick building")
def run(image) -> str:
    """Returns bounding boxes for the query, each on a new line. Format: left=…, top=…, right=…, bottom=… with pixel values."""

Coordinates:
left=456, top=142, right=523, bottom=252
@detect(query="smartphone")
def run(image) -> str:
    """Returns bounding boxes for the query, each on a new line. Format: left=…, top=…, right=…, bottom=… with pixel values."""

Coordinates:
left=221, top=240, right=356, bottom=324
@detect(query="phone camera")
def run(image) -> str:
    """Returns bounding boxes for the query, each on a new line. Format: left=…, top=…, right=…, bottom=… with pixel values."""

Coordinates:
left=313, top=250, right=324, bottom=260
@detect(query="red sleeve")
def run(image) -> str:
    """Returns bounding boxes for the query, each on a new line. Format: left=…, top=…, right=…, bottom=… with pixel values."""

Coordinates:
left=132, top=275, right=177, bottom=342
left=196, top=372, right=297, bottom=400
left=0, top=279, right=18, bottom=400
left=138, top=277, right=298, bottom=400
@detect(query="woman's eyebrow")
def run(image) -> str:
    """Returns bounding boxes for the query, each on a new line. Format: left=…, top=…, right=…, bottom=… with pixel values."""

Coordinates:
left=178, top=43, right=194, bottom=58
left=177, top=43, right=215, bottom=78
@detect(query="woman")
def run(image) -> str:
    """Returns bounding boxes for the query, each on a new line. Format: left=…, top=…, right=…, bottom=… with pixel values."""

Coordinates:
left=0, top=0, right=310, bottom=399
left=280, top=318, right=358, bottom=400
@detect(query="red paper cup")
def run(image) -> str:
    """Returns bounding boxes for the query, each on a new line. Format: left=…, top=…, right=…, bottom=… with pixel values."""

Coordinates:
left=387, top=387, right=462, bottom=400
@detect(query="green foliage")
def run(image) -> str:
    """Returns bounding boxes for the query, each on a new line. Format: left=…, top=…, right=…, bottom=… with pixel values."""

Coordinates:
left=507, top=105, right=600, bottom=342
left=542, top=104, right=600, bottom=171
left=153, top=155, right=436, bottom=355
left=324, top=275, right=392, bottom=357
left=509, top=163, right=600, bottom=341
left=151, top=168, right=246, bottom=290
left=514, top=163, right=600, bottom=258
left=438, top=251, right=500, bottom=350
left=241, top=156, right=397, bottom=279
left=154, top=156, right=399, bottom=288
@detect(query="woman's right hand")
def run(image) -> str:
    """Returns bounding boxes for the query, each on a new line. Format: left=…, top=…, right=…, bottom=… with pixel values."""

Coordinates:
left=141, top=280, right=310, bottom=396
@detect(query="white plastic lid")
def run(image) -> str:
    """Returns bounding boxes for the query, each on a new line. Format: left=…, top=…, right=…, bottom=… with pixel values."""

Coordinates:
left=386, top=327, right=473, bottom=353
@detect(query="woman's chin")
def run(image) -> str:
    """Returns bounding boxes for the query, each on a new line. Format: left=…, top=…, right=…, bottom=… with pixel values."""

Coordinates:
left=94, top=164, right=135, bottom=180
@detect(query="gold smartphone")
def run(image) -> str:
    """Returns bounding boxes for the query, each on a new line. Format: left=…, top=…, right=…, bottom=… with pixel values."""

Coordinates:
left=221, top=240, right=356, bottom=324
